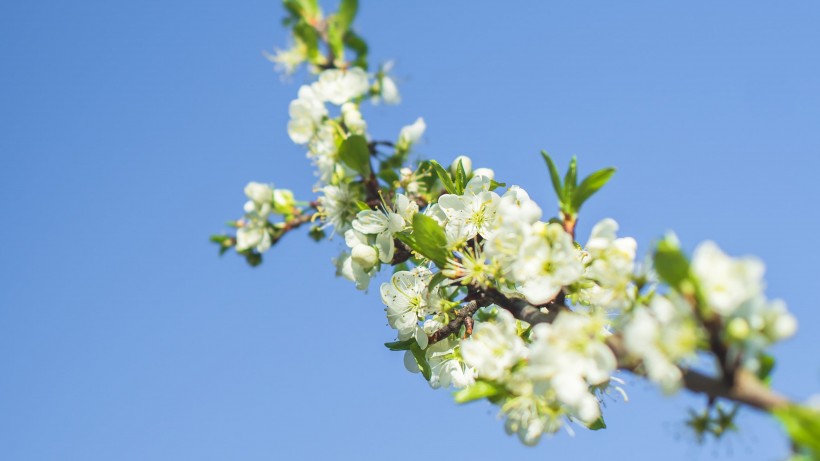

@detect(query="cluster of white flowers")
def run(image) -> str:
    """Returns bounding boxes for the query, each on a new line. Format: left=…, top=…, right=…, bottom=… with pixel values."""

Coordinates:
left=218, top=6, right=810, bottom=450
left=235, top=182, right=295, bottom=253
left=691, top=241, right=797, bottom=371
left=577, top=219, right=638, bottom=310
left=623, top=294, right=700, bottom=393
left=457, top=310, right=617, bottom=444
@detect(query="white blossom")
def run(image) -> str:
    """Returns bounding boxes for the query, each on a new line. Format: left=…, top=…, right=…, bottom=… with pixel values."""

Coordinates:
left=352, top=194, right=417, bottom=263
left=528, top=312, right=615, bottom=423
left=691, top=241, right=764, bottom=316
left=623, top=295, right=699, bottom=393
left=397, top=117, right=426, bottom=149
left=287, top=84, right=327, bottom=144
left=578, top=219, right=637, bottom=310
left=380, top=267, right=436, bottom=348
left=341, top=102, right=367, bottom=134
left=438, top=175, right=500, bottom=243
left=317, top=183, right=359, bottom=232
left=461, top=310, right=528, bottom=382
left=513, top=222, right=583, bottom=305
left=316, top=67, right=370, bottom=105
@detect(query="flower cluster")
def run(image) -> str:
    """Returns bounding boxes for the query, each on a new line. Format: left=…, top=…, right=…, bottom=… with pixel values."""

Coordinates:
left=213, top=1, right=810, bottom=452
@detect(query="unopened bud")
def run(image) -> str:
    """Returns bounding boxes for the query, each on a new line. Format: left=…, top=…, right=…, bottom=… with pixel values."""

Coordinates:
left=473, top=168, right=495, bottom=180
left=351, top=244, right=379, bottom=269
left=726, top=318, right=750, bottom=341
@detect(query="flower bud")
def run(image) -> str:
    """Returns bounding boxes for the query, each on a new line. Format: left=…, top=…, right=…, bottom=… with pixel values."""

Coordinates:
left=244, top=182, right=274, bottom=204
left=726, top=317, right=750, bottom=341
left=450, top=155, right=473, bottom=177
left=351, top=244, right=379, bottom=269
left=272, top=189, right=295, bottom=213
left=473, top=167, right=495, bottom=180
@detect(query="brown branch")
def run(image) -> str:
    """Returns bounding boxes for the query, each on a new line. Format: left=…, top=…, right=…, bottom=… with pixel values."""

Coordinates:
left=428, top=301, right=480, bottom=345
left=604, top=332, right=789, bottom=413
left=271, top=212, right=315, bottom=245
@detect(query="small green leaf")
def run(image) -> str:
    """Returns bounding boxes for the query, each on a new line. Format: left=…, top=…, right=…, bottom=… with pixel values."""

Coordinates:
left=588, top=416, right=607, bottom=431
left=455, top=159, right=468, bottom=194
left=430, top=160, right=457, bottom=194
left=338, top=134, right=371, bottom=176
left=571, top=167, right=615, bottom=212
left=355, top=201, right=371, bottom=212
left=540, top=150, right=563, bottom=199
left=411, top=214, right=450, bottom=267
left=653, top=236, right=691, bottom=291
left=384, top=338, right=415, bottom=351
left=562, top=156, right=577, bottom=203
left=336, top=0, right=358, bottom=34
left=454, top=380, right=502, bottom=404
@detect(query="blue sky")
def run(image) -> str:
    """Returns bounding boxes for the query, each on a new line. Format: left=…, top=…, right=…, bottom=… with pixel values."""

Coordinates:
left=1, top=1, right=819, bottom=460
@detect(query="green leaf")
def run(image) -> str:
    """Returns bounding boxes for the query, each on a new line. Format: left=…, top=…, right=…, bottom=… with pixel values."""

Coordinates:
left=588, top=416, right=607, bottom=431
left=377, top=169, right=400, bottom=185
left=430, top=160, right=457, bottom=194
left=355, top=201, right=371, bottom=211
left=429, top=271, right=447, bottom=289
left=653, top=236, right=691, bottom=291
left=774, top=405, right=820, bottom=457
left=410, top=214, right=450, bottom=267
left=384, top=338, right=415, bottom=351
left=455, top=159, right=468, bottom=194
left=540, top=150, right=563, bottom=199
left=338, top=134, right=371, bottom=177
left=283, top=0, right=319, bottom=19
left=562, top=156, right=577, bottom=204
left=571, top=167, right=615, bottom=212
left=454, top=380, right=502, bottom=404
left=336, top=0, right=358, bottom=34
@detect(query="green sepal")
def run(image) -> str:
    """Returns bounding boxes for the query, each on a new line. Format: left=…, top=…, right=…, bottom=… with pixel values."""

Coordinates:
left=588, top=416, right=607, bottom=431
left=489, top=179, right=506, bottom=191
left=454, top=380, right=503, bottom=404
left=355, top=200, right=371, bottom=211
left=757, top=353, right=776, bottom=386
left=384, top=338, right=415, bottom=351
left=308, top=225, right=326, bottom=242
left=338, top=134, right=371, bottom=177
left=410, top=344, right=432, bottom=380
